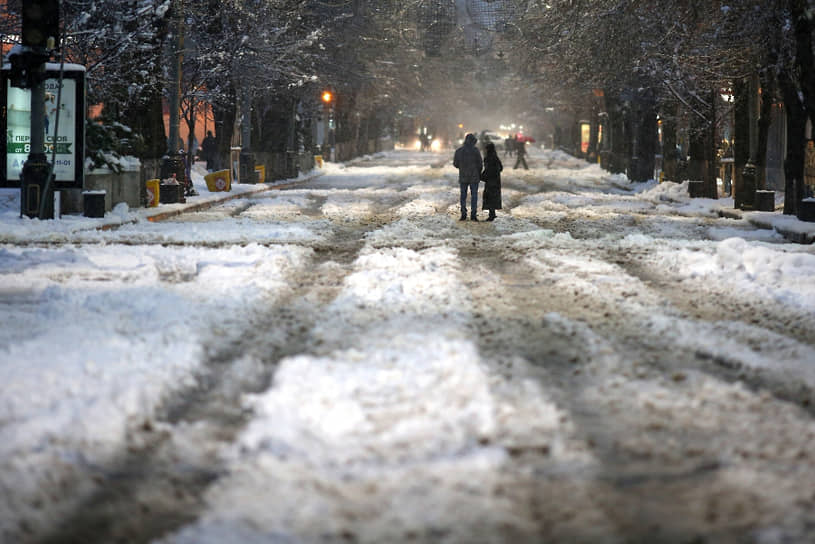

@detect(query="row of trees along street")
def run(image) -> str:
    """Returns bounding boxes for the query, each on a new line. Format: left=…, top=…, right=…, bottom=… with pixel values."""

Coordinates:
left=2, top=0, right=815, bottom=217
left=515, top=0, right=815, bottom=218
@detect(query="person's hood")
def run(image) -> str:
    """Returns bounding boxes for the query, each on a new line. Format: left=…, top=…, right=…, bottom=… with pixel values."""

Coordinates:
left=464, top=133, right=477, bottom=146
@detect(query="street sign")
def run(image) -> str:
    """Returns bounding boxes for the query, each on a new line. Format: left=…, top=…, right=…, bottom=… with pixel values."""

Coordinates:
left=1, top=63, right=85, bottom=188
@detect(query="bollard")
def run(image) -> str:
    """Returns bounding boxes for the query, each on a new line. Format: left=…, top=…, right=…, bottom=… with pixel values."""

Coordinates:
left=740, top=162, right=757, bottom=209
left=239, top=153, right=255, bottom=184
left=255, top=164, right=266, bottom=183
left=83, top=190, right=106, bottom=218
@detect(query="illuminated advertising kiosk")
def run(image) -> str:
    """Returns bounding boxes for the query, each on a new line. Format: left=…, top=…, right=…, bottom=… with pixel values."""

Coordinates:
left=1, top=63, right=86, bottom=189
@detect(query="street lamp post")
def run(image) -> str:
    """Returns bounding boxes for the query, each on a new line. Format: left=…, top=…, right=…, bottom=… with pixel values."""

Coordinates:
left=159, top=0, right=194, bottom=198
left=238, top=85, right=255, bottom=183
left=322, top=90, right=334, bottom=161
left=10, top=0, right=59, bottom=219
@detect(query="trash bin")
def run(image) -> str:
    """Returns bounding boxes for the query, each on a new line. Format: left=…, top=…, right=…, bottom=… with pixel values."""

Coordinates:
left=159, top=181, right=181, bottom=204
left=799, top=199, right=815, bottom=222
left=83, top=190, right=106, bottom=218
left=755, top=190, right=775, bottom=212
left=145, top=178, right=160, bottom=207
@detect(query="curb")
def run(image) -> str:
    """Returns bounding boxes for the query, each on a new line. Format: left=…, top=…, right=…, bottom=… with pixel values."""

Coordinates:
left=717, top=207, right=814, bottom=244
left=143, top=172, right=323, bottom=223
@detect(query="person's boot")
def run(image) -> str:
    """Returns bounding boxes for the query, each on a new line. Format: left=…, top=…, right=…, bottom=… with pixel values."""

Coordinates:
left=459, top=211, right=467, bottom=221
left=470, top=214, right=479, bottom=222
left=487, top=211, right=496, bottom=221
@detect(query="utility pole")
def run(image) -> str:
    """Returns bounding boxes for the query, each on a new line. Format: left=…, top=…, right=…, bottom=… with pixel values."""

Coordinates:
left=8, top=0, right=59, bottom=218
left=239, top=85, right=254, bottom=183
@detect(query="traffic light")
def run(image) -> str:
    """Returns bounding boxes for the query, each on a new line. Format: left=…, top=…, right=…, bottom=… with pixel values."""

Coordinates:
left=22, top=0, right=60, bottom=49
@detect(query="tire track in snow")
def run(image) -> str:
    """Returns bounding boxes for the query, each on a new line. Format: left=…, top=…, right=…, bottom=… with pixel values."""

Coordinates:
left=458, top=243, right=815, bottom=542
left=159, top=241, right=564, bottom=543
left=608, top=246, right=815, bottom=415
left=35, top=229, right=369, bottom=544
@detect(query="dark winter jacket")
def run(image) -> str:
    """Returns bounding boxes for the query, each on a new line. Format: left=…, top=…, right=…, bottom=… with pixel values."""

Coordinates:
left=200, top=135, right=217, bottom=160
left=481, top=152, right=503, bottom=210
left=453, top=134, right=483, bottom=184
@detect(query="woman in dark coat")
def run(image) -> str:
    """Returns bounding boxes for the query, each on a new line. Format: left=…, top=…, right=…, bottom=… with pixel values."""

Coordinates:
left=481, top=142, right=503, bottom=221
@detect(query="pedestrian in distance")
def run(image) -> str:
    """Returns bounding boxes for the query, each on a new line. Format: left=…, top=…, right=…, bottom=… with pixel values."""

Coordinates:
left=481, top=142, right=503, bottom=221
left=514, top=135, right=529, bottom=170
left=504, top=135, right=515, bottom=157
left=453, top=133, right=483, bottom=221
left=200, top=130, right=217, bottom=172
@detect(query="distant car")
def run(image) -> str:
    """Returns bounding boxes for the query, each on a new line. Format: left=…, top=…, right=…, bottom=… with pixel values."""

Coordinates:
left=478, top=130, right=505, bottom=151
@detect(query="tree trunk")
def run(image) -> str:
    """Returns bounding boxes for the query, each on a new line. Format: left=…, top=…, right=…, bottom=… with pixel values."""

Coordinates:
left=587, top=104, right=600, bottom=163
left=123, top=87, right=167, bottom=161
left=184, top=97, right=197, bottom=159
left=630, top=91, right=657, bottom=182
left=687, top=112, right=708, bottom=184
left=706, top=88, right=718, bottom=199
left=623, top=104, right=634, bottom=179
left=605, top=92, right=628, bottom=175
left=733, top=78, right=751, bottom=208
left=790, top=0, right=815, bottom=215
left=791, top=0, right=815, bottom=117
left=755, top=77, right=774, bottom=190
left=780, top=72, right=807, bottom=215
left=257, top=97, right=294, bottom=153
left=212, top=86, right=236, bottom=171
left=662, top=102, right=678, bottom=182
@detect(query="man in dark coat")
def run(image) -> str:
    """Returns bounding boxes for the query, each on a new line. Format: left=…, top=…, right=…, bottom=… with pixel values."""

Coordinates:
left=453, top=133, right=483, bottom=221
left=200, top=131, right=217, bottom=171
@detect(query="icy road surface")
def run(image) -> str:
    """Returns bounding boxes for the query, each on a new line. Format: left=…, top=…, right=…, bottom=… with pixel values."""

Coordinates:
left=1, top=149, right=814, bottom=543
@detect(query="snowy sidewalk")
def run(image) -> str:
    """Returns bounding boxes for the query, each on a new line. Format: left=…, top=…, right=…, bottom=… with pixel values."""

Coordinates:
left=721, top=206, right=815, bottom=244
left=633, top=179, right=815, bottom=244
left=0, top=163, right=324, bottom=243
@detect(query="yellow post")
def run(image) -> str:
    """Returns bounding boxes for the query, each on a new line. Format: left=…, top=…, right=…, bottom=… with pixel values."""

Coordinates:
left=145, top=179, right=160, bottom=207
left=254, top=164, right=265, bottom=183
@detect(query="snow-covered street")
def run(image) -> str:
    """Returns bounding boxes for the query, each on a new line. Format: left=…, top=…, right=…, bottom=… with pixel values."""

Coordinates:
left=2, top=148, right=815, bottom=543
